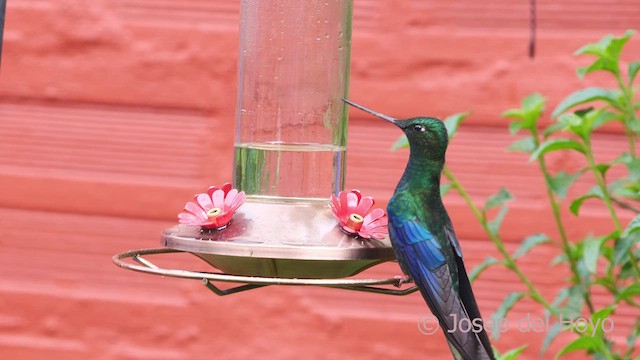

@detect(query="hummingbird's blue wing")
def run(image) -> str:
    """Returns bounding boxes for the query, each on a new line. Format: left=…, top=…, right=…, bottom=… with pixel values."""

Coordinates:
left=388, top=215, right=494, bottom=360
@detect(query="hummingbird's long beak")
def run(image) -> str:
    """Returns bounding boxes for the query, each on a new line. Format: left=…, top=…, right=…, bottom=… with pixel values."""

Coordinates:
left=342, top=99, right=396, bottom=124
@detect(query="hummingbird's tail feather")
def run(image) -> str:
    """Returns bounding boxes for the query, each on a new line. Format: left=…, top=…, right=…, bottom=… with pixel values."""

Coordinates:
left=447, top=341, right=464, bottom=360
left=409, top=247, right=495, bottom=360
left=455, top=254, right=496, bottom=360
left=414, top=261, right=495, bottom=360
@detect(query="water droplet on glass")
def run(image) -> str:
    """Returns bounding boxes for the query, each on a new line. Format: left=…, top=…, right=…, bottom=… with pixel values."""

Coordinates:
left=324, top=33, right=329, bottom=39
left=316, top=36, right=321, bottom=41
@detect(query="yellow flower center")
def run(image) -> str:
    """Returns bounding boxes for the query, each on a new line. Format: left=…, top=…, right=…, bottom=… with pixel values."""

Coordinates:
left=347, top=213, right=364, bottom=231
left=207, top=208, right=222, bottom=221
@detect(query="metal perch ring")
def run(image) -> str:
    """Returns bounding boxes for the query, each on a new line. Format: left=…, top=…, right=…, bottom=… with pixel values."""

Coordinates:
left=113, top=248, right=419, bottom=297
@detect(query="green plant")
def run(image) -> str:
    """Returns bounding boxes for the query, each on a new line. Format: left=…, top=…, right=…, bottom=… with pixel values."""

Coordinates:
left=393, top=30, right=640, bottom=359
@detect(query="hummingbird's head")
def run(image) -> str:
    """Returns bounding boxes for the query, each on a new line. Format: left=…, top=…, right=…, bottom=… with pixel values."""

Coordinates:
left=343, top=99, right=448, bottom=161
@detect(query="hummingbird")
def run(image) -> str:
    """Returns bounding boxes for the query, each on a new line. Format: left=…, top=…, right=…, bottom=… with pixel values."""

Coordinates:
left=344, top=99, right=495, bottom=360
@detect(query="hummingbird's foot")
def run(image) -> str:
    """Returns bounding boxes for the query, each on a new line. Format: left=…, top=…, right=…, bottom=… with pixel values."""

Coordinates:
left=393, top=275, right=413, bottom=287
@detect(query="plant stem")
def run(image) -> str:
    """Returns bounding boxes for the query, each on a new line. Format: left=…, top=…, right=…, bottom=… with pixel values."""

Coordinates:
left=584, top=139, right=640, bottom=278
left=585, top=139, right=623, bottom=231
left=611, top=196, right=640, bottom=214
left=531, top=127, right=596, bottom=313
left=443, top=166, right=557, bottom=314
left=615, top=72, right=638, bottom=158
left=597, top=342, right=618, bottom=360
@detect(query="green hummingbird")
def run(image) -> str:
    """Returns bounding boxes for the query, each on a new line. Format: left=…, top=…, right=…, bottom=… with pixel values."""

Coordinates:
left=344, top=99, right=495, bottom=360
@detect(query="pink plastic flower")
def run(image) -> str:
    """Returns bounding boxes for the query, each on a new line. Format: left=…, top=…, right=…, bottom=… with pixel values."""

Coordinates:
left=178, top=183, right=246, bottom=230
left=330, top=190, right=388, bottom=240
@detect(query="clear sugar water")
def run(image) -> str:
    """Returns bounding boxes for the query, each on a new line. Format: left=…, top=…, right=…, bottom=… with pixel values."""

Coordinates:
left=234, top=142, right=345, bottom=201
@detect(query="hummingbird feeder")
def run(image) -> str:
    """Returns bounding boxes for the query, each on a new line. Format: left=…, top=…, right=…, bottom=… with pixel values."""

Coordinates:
left=113, top=0, right=418, bottom=297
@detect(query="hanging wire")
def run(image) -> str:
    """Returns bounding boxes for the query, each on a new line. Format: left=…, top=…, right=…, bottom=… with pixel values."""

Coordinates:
left=0, top=0, right=6, bottom=68
left=529, top=0, right=537, bottom=58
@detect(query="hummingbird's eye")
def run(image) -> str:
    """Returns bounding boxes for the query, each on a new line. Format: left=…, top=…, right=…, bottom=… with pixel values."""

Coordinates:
left=413, top=124, right=426, bottom=133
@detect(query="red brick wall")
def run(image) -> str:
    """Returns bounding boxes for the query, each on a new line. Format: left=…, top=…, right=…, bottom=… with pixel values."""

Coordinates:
left=1, top=1, right=639, bottom=359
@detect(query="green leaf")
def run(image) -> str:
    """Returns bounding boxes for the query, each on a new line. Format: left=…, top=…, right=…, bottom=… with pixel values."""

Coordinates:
left=629, top=61, right=640, bottom=85
left=574, top=30, right=637, bottom=81
left=543, top=122, right=566, bottom=138
left=488, top=205, right=509, bottom=234
left=558, top=285, right=585, bottom=318
left=507, top=123, right=522, bottom=135
left=594, top=163, right=611, bottom=176
left=616, top=283, right=640, bottom=302
left=615, top=232, right=638, bottom=265
left=582, top=235, right=605, bottom=274
left=541, top=322, right=562, bottom=355
left=574, top=30, right=635, bottom=63
left=558, top=112, right=584, bottom=128
left=503, top=109, right=524, bottom=120
left=548, top=171, right=581, bottom=198
left=592, top=306, right=615, bottom=325
left=617, top=153, right=640, bottom=178
left=550, top=253, right=568, bottom=267
left=623, top=214, right=640, bottom=237
left=575, top=41, right=608, bottom=57
left=469, top=256, right=500, bottom=282
left=497, top=345, right=528, bottom=360
left=555, top=336, right=598, bottom=359
left=391, top=135, right=409, bottom=150
left=444, top=112, right=470, bottom=139
left=569, top=196, right=592, bottom=216
left=594, top=276, right=616, bottom=291
left=508, top=136, right=536, bottom=153
left=577, top=58, right=616, bottom=79
left=523, top=93, right=546, bottom=115
left=484, top=187, right=514, bottom=210
left=551, top=87, right=617, bottom=118
left=575, top=257, right=591, bottom=284
left=610, top=29, right=636, bottom=56
left=551, top=288, right=569, bottom=308
left=440, top=183, right=452, bottom=197
left=610, top=180, right=640, bottom=202
left=558, top=108, right=614, bottom=141
left=630, top=117, right=640, bottom=133
left=627, top=161, right=640, bottom=180
left=592, top=111, right=619, bottom=130
left=622, top=258, right=640, bottom=279
left=491, top=292, right=526, bottom=340
left=530, top=139, right=586, bottom=161
left=626, top=319, right=640, bottom=352
left=513, top=233, right=551, bottom=259
left=570, top=186, right=604, bottom=215
left=503, top=93, right=546, bottom=133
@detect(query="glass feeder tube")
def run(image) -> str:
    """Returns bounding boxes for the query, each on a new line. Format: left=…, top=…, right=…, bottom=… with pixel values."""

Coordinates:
left=115, top=0, right=399, bottom=285
left=233, top=0, right=352, bottom=201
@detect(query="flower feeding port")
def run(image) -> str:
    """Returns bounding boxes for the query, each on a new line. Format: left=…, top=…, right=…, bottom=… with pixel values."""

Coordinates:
left=113, top=0, right=418, bottom=297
